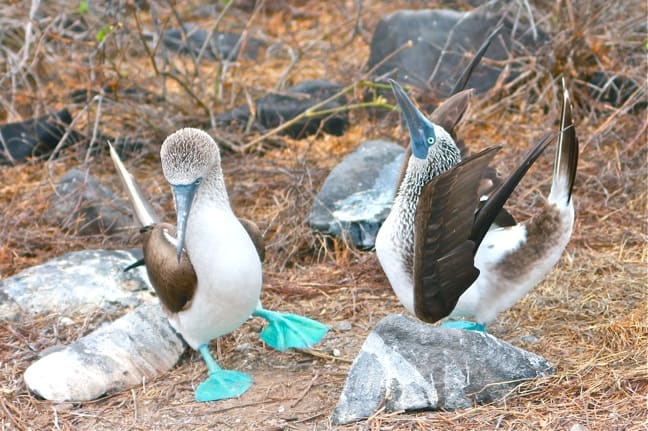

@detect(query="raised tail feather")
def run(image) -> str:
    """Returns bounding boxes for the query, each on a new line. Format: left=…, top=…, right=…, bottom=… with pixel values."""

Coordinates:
left=549, top=81, right=579, bottom=206
left=108, top=142, right=159, bottom=227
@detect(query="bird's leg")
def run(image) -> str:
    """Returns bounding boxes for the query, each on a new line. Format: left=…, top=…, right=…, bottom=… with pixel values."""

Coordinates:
left=194, top=344, right=253, bottom=402
left=252, top=307, right=328, bottom=352
left=440, top=320, right=487, bottom=332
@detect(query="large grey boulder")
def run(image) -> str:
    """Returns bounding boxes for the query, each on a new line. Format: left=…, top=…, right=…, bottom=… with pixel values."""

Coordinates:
left=24, top=300, right=186, bottom=402
left=45, top=168, right=134, bottom=236
left=0, top=249, right=152, bottom=320
left=368, top=4, right=547, bottom=97
left=332, top=314, right=554, bottom=425
left=308, top=140, right=404, bottom=249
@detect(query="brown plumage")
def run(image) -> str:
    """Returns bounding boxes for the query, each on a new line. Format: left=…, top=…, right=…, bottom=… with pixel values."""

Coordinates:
left=139, top=218, right=265, bottom=314
left=141, top=223, right=196, bottom=313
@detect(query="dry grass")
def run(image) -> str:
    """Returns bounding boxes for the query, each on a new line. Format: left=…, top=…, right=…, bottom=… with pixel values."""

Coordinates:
left=0, top=0, right=646, bottom=430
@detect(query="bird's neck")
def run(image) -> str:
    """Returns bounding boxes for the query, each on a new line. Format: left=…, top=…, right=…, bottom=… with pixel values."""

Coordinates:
left=195, top=166, right=231, bottom=210
left=385, top=143, right=461, bottom=257
left=395, top=144, right=462, bottom=210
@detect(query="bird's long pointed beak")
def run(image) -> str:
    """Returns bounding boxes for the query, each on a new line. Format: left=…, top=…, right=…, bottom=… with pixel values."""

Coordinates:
left=389, top=79, right=431, bottom=159
left=172, top=183, right=198, bottom=262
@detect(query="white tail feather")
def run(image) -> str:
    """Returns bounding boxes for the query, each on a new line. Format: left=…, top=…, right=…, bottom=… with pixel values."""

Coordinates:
left=108, top=143, right=159, bottom=227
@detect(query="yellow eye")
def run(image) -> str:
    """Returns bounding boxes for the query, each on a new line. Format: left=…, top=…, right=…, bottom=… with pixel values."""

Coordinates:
left=427, top=137, right=435, bottom=145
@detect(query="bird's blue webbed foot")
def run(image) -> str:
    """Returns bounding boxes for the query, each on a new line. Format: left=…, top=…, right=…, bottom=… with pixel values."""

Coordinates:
left=441, top=319, right=487, bottom=332
left=194, top=345, right=253, bottom=402
left=252, top=307, right=328, bottom=352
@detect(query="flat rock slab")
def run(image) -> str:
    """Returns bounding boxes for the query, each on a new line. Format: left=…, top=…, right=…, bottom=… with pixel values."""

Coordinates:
left=332, top=314, right=554, bottom=425
left=308, top=140, right=404, bottom=249
left=24, top=300, right=185, bottom=402
left=368, top=5, right=547, bottom=97
left=0, top=249, right=152, bottom=320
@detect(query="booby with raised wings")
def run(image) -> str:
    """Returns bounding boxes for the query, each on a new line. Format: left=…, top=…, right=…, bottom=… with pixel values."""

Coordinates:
left=376, top=81, right=578, bottom=331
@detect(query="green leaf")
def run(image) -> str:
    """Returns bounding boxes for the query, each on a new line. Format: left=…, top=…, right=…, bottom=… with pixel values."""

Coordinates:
left=79, top=1, right=88, bottom=14
left=97, top=25, right=114, bottom=42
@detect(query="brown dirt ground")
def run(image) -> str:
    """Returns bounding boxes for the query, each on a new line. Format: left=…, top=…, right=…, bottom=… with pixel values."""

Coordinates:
left=0, top=1, right=646, bottom=430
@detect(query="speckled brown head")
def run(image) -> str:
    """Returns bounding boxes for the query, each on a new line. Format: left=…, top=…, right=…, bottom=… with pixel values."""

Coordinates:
left=161, top=128, right=221, bottom=186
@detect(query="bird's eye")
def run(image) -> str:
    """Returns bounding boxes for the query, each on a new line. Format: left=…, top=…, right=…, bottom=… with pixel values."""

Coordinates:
left=427, top=137, right=435, bottom=145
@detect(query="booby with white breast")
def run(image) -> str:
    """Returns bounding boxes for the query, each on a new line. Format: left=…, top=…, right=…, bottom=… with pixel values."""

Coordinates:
left=109, top=128, right=327, bottom=401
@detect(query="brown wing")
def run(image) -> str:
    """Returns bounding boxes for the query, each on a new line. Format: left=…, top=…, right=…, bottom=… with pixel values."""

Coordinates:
left=238, top=218, right=265, bottom=262
left=413, top=147, right=499, bottom=323
left=141, top=223, right=197, bottom=313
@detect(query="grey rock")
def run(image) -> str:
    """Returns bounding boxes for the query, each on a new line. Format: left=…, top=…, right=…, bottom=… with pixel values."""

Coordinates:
left=588, top=72, right=646, bottom=111
left=0, top=109, right=80, bottom=165
left=24, top=300, right=185, bottom=402
left=333, top=320, right=353, bottom=332
left=332, top=314, right=554, bottom=425
left=45, top=168, right=134, bottom=235
left=215, top=80, right=349, bottom=138
left=368, top=5, right=547, bottom=97
left=161, top=24, right=264, bottom=61
left=520, top=334, right=539, bottom=344
left=0, top=249, right=153, bottom=320
left=308, top=140, right=404, bottom=249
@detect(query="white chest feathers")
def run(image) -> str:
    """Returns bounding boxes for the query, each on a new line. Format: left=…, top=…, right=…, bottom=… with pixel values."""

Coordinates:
left=171, top=205, right=263, bottom=349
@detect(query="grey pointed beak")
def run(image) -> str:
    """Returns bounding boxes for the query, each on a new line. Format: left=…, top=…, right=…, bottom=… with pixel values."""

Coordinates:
left=172, top=183, right=198, bottom=262
left=389, top=79, right=432, bottom=159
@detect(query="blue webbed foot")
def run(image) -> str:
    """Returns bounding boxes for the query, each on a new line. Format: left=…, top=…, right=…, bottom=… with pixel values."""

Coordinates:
left=195, top=369, right=253, bottom=402
left=441, top=320, right=487, bottom=332
left=252, top=308, right=328, bottom=352
left=195, top=345, right=253, bottom=402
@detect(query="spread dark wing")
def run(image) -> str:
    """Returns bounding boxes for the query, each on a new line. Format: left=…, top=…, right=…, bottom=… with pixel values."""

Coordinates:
left=475, top=199, right=517, bottom=229
left=413, top=147, right=499, bottom=323
left=238, top=218, right=266, bottom=262
left=471, top=132, right=553, bottom=249
left=141, top=223, right=197, bottom=313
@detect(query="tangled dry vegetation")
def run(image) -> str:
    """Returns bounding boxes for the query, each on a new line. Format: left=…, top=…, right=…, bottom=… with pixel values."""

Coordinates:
left=0, top=1, right=646, bottom=430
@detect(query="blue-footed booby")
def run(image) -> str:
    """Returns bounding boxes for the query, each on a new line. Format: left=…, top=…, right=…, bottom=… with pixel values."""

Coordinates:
left=109, top=128, right=327, bottom=402
left=376, top=80, right=578, bottom=331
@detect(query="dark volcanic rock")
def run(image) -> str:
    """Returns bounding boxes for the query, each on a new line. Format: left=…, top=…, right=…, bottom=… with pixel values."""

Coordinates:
left=0, top=109, right=81, bottom=165
left=332, top=314, right=555, bottom=425
left=161, top=24, right=264, bottom=61
left=368, top=5, right=547, bottom=98
left=308, top=140, right=404, bottom=249
left=0, top=249, right=152, bottom=321
left=588, top=72, right=646, bottom=111
left=45, top=168, right=134, bottom=236
left=215, top=80, right=349, bottom=138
